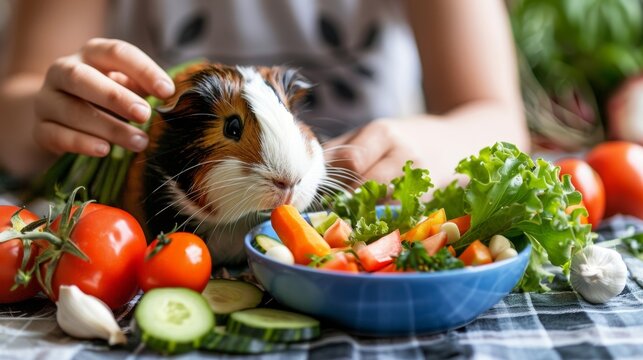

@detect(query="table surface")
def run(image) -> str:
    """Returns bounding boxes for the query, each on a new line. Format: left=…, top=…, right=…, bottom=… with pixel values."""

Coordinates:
left=0, top=211, right=642, bottom=360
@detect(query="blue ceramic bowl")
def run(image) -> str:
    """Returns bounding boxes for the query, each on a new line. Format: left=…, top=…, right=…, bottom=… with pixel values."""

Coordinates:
left=244, top=212, right=531, bottom=336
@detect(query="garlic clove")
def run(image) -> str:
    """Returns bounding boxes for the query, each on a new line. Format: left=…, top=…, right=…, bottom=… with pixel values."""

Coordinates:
left=489, top=235, right=512, bottom=259
left=570, top=245, right=628, bottom=304
left=440, top=222, right=461, bottom=244
left=494, top=248, right=518, bottom=262
left=56, top=285, right=127, bottom=345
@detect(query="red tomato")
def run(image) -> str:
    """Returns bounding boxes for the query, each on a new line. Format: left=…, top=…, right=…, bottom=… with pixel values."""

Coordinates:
left=0, top=206, right=41, bottom=303
left=319, top=252, right=358, bottom=273
left=46, top=203, right=147, bottom=309
left=586, top=141, right=643, bottom=219
left=138, top=232, right=212, bottom=293
left=323, top=218, right=352, bottom=248
left=448, top=215, right=471, bottom=235
left=556, top=158, right=605, bottom=229
left=420, top=231, right=447, bottom=256
left=357, top=230, right=402, bottom=272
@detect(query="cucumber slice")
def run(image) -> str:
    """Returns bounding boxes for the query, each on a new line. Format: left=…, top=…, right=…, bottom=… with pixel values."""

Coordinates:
left=135, top=288, right=214, bottom=354
left=252, top=234, right=282, bottom=254
left=200, top=326, right=288, bottom=354
left=227, top=308, right=320, bottom=342
left=309, top=211, right=340, bottom=235
left=202, top=280, right=263, bottom=323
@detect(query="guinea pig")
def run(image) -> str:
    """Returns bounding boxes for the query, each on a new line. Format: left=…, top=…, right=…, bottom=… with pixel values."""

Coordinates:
left=123, top=63, right=327, bottom=265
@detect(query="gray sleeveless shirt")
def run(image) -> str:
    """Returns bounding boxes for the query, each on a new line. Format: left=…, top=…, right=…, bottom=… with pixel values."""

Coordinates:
left=108, top=0, right=425, bottom=140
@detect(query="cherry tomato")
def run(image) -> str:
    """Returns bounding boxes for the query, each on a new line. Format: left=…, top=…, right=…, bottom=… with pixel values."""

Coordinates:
left=138, top=232, right=211, bottom=293
left=46, top=203, right=147, bottom=309
left=556, top=158, right=605, bottom=229
left=0, top=206, right=41, bottom=303
left=586, top=141, right=643, bottom=219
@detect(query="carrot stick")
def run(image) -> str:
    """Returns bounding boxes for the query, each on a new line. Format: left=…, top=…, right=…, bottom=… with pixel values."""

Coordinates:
left=271, top=205, right=331, bottom=265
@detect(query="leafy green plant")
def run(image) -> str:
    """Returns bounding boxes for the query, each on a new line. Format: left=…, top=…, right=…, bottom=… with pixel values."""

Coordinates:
left=510, top=0, right=643, bottom=149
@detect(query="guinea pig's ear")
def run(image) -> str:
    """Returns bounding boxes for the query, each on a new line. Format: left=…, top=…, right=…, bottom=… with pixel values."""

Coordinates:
left=271, top=67, right=313, bottom=109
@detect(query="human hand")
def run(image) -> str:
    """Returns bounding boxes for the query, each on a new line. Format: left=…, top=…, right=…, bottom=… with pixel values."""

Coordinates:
left=34, top=38, right=175, bottom=157
left=322, top=119, right=421, bottom=188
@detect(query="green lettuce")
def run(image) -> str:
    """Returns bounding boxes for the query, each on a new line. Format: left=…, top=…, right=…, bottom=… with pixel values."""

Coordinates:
left=445, top=142, right=591, bottom=292
left=330, top=161, right=433, bottom=243
left=425, top=180, right=465, bottom=219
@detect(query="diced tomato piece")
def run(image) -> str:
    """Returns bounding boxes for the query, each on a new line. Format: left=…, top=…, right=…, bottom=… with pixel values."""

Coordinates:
left=402, top=208, right=446, bottom=241
left=323, top=218, right=353, bottom=248
left=447, top=245, right=456, bottom=257
left=449, top=215, right=471, bottom=234
left=357, top=230, right=402, bottom=272
left=376, top=263, right=398, bottom=273
left=420, top=231, right=447, bottom=256
left=319, top=252, right=359, bottom=273
left=458, top=240, right=492, bottom=266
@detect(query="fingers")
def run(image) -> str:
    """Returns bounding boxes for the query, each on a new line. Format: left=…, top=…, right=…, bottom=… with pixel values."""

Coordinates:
left=323, top=121, right=394, bottom=176
left=80, top=38, right=174, bottom=99
left=35, top=89, right=149, bottom=153
left=34, top=121, right=110, bottom=157
left=46, top=58, right=151, bottom=124
left=362, top=151, right=407, bottom=184
left=107, top=72, right=147, bottom=97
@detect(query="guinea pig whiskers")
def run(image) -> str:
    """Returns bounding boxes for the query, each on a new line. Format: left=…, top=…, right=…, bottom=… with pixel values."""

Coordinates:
left=324, top=167, right=363, bottom=185
left=181, top=185, right=247, bottom=232
left=323, top=176, right=362, bottom=192
left=144, top=159, right=222, bottom=200
left=148, top=167, right=250, bottom=224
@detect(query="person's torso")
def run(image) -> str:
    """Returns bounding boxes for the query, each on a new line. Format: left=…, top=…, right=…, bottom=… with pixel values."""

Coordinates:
left=108, top=0, right=425, bottom=139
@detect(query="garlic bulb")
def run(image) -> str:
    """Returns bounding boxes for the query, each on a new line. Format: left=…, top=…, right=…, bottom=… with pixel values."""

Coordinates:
left=56, top=285, right=127, bottom=345
left=570, top=246, right=628, bottom=304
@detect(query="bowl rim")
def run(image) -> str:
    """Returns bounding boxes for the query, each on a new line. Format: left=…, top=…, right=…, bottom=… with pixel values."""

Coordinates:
left=244, top=219, right=532, bottom=281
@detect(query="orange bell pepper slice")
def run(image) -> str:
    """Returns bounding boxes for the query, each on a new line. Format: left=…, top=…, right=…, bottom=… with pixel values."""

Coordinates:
left=458, top=240, right=492, bottom=266
left=401, top=208, right=446, bottom=241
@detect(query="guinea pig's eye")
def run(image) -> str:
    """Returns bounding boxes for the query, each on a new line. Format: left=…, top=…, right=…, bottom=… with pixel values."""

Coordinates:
left=223, top=115, right=243, bottom=141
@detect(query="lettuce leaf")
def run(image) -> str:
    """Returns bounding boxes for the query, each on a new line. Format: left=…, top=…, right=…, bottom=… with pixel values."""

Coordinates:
left=448, top=142, right=591, bottom=292
left=425, top=180, right=465, bottom=219
left=329, top=161, right=432, bottom=243
left=387, top=161, right=433, bottom=231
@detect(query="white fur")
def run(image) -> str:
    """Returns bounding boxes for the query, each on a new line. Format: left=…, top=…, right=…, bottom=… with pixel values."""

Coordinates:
left=194, top=67, right=325, bottom=226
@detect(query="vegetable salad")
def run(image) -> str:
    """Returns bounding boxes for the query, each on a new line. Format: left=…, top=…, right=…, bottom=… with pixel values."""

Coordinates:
left=257, top=142, right=593, bottom=292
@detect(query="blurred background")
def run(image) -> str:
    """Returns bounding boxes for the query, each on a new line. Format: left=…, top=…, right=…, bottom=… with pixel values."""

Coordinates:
left=1, top=0, right=642, bottom=151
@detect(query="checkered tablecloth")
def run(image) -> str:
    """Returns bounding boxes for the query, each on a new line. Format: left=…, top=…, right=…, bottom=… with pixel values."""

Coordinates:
left=1, top=214, right=642, bottom=360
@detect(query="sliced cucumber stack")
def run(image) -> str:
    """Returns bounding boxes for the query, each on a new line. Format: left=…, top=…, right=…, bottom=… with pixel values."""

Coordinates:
left=308, top=211, right=340, bottom=235
left=200, top=326, right=288, bottom=354
left=202, top=280, right=263, bottom=323
left=227, top=308, right=320, bottom=342
left=135, top=288, right=215, bottom=354
left=252, top=234, right=283, bottom=254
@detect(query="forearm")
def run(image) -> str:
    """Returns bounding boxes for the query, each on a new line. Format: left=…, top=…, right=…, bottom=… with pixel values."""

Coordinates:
left=386, top=100, right=529, bottom=187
